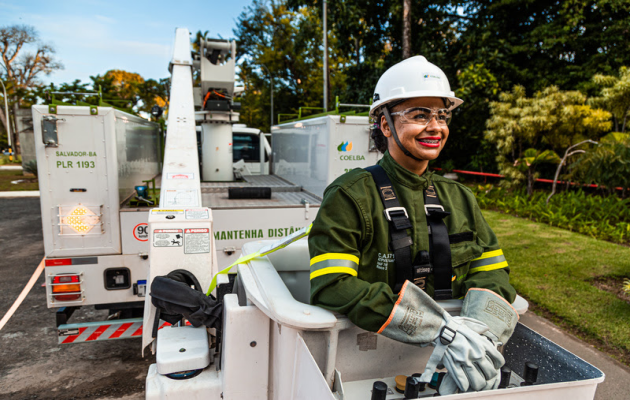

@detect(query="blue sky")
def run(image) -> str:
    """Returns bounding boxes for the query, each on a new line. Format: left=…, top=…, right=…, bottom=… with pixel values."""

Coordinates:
left=0, top=0, right=253, bottom=85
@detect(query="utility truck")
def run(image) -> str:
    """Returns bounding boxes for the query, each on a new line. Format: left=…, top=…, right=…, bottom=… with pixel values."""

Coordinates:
left=32, top=29, right=379, bottom=345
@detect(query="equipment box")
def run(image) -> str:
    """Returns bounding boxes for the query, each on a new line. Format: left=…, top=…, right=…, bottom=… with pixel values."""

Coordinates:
left=272, top=115, right=381, bottom=198
left=32, top=105, right=161, bottom=257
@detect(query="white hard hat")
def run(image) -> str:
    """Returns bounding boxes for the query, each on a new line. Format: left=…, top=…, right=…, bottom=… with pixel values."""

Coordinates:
left=370, top=56, right=463, bottom=118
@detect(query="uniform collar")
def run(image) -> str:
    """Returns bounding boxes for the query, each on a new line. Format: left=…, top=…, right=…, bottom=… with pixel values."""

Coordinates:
left=378, top=151, right=434, bottom=190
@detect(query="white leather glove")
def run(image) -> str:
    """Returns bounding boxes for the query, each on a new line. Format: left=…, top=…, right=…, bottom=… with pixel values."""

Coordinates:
left=377, top=281, right=504, bottom=392
left=439, top=288, right=519, bottom=395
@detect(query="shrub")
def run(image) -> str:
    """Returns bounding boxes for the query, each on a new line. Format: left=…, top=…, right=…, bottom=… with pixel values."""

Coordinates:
left=474, top=186, right=630, bottom=245
left=23, top=160, right=38, bottom=177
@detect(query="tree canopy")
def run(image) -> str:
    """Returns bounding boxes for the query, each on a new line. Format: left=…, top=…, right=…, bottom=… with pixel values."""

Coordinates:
left=234, top=0, right=630, bottom=171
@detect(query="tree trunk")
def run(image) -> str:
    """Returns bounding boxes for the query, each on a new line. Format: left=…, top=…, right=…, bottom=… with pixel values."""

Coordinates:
left=12, top=101, right=20, bottom=154
left=0, top=106, right=7, bottom=133
left=527, top=167, right=534, bottom=196
left=402, top=0, right=411, bottom=59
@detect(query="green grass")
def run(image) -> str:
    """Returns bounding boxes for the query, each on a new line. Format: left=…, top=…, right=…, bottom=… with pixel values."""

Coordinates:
left=0, top=154, right=22, bottom=165
left=0, top=169, right=38, bottom=191
left=484, top=210, right=630, bottom=364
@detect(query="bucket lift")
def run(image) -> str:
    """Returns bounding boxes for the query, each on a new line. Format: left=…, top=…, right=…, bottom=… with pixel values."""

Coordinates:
left=193, top=37, right=241, bottom=181
left=142, top=28, right=605, bottom=400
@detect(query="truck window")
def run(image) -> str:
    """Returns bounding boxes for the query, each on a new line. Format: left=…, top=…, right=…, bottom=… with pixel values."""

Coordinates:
left=233, top=133, right=268, bottom=162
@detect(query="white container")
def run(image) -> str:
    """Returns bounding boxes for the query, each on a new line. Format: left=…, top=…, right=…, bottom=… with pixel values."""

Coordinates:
left=272, top=115, right=382, bottom=197
left=201, top=122, right=233, bottom=181
left=32, top=105, right=160, bottom=257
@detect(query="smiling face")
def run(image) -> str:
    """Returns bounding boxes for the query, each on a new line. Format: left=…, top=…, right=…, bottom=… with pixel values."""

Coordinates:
left=380, top=97, right=450, bottom=175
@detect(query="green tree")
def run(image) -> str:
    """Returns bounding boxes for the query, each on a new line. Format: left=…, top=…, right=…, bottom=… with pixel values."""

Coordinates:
left=234, top=0, right=350, bottom=131
left=589, top=66, right=630, bottom=133
left=0, top=24, right=63, bottom=150
left=514, top=148, right=561, bottom=196
left=574, top=132, right=630, bottom=197
left=486, top=85, right=611, bottom=195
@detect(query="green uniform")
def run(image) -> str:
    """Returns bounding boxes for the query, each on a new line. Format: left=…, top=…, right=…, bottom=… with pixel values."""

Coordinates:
left=308, top=151, right=516, bottom=332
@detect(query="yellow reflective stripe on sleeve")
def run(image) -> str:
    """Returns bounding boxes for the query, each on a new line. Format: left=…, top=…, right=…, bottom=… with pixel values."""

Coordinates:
left=310, top=253, right=360, bottom=280
left=310, top=267, right=358, bottom=280
left=469, top=260, right=509, bottom=274
left=310, top=253, right=359, bottom=266
left=471, top=249, right=503, bottom=261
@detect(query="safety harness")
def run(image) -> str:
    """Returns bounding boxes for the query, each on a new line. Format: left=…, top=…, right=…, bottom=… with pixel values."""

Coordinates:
left=366, top=164, right=453, bottom=300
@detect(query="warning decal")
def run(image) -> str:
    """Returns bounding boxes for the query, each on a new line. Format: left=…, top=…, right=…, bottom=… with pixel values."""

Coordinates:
left=153, top=229, right=183, bottom=247
left=151, top=209, right=184, bottom=215
left=186, top=209, right=209, bottom=220
left=184, top=228, right=211, bottom=254
left=133, top=223, right=149, bottom=241
left=167, top=172, right=194, bottom=180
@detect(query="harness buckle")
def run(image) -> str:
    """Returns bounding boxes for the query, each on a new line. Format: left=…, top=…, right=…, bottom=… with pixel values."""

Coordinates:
left=424, top=204, right=445, bottom=216
left=384, top=206, right=408, bottom=221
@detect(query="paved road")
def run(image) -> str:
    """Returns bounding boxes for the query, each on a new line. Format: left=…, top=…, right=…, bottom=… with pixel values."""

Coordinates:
left=1, top=196, right=629, bottom=399
left=0, top=197, right=149, bottom=400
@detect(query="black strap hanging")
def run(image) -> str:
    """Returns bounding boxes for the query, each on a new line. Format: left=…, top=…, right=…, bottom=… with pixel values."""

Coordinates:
left=424, top=184, right=453, bottom=300
left=365, top=165, right=413, bottom=293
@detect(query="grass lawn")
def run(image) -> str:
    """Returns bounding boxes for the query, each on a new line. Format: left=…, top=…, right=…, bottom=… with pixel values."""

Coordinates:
left=484, top=210, right=630, bottom=365
left=0, top=170, right=39, bottom=191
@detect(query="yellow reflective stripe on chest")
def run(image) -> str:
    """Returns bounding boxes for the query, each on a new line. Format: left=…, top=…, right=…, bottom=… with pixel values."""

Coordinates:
left=469, top=249, right=508, bottom=273
left=310, top=253, right=359, bottom=280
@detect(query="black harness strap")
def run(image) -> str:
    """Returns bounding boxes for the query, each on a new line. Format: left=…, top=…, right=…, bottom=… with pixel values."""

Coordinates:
left=424, top=184, right=453, bottom=300
left=366, top=165, right=413, bottom=293
left=366, top=165, right=454, bottom=300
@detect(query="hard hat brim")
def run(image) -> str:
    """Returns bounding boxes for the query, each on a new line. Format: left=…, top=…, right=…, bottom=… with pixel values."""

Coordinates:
left=370, top=91, right=464, bottom=118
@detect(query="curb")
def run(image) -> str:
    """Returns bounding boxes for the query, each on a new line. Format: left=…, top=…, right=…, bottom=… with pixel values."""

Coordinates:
left=0, top=165, right=23, bottom=170
left=0, top=191, right=40, bottom=197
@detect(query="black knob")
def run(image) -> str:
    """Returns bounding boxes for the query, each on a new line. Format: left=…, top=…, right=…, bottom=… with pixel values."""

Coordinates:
left=499, top=366, right=512, bottom=388
left=524, top=362, right=539, bottom=384
left=371, top=381, right=388, bottom=400
left=404, top=376, right=420, bottom=399
left=412, top=373, right=426, bottom=392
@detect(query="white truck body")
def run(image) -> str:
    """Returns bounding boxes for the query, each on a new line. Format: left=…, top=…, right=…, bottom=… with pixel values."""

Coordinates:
left=272, top=115, right=381, bottom=197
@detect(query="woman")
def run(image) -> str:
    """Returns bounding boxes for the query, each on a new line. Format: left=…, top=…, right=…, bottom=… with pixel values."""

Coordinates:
left=308, top=56, right=519, bottom=394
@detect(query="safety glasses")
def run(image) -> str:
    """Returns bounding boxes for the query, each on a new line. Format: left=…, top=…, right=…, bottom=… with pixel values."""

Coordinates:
left=390, top=107, right=452, bottom=126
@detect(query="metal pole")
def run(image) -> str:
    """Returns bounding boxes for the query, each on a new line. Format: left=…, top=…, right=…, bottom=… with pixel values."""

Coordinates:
left=261, top=64, right=274, bottom=129
left=0, top=79, right=12, bottom=152
left=323, top=0, right=328, bottom=111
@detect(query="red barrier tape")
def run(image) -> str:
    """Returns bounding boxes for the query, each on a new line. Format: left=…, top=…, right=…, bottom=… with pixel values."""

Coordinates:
left=432, top=168, right=628, bottom=191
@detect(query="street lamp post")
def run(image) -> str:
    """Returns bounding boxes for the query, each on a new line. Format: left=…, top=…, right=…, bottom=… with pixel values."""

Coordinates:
left=0, top=79, right=12, bottom=155
left=260, top=65, right=274, bottom=129
left=323, top=0, right=328, bottom=111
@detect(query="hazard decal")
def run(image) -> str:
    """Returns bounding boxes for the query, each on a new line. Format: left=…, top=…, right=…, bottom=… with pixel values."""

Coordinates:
left=133, top=223, right=149, bottom=241
left=184, top=228, right=210, bottom=254
left=153, top=229, right=183, bottom=247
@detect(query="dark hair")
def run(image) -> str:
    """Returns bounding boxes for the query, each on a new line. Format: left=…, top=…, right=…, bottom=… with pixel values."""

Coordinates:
left=371, top=113, right=388, bottom=153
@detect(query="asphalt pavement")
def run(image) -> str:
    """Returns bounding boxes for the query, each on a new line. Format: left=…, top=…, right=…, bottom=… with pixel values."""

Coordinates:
left=0, top=197, right=149, bottom=400
left=0, top=196, right=629, bottom=399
